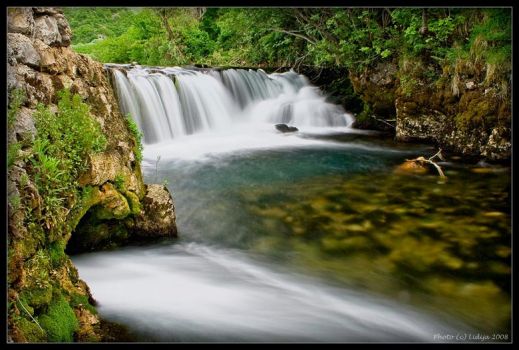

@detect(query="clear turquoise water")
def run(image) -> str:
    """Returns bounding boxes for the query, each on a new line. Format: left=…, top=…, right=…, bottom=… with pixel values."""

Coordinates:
left=74, top=132, right=511, bottom=342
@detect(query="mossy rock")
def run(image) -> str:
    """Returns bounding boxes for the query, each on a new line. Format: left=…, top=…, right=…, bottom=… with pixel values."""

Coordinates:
left=20, top=286, right=53, bottom=309
left=15, top=318, right=47, bottom=342
left=38, top=293, right=79, bottom=342
left=123, top=190, right=141, bottom=215
left=92, top=185, right=131, bottom=220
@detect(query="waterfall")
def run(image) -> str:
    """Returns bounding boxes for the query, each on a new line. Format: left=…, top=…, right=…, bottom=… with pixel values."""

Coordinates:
left=109, top=65, right=354, bottom=144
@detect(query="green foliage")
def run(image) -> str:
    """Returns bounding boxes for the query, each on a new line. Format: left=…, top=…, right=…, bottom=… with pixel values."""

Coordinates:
left=63, top=8, right=140, bottom=45
left=64, top=7, right=510, bottom=76
left=38, top=293, right=79, bottom=342
left=125, top=114, right=143, bottom=163
left=30, top=89, right=107, bottom=231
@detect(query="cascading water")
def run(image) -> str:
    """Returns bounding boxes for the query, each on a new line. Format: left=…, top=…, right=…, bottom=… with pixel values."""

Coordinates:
left=109, top=65, right=354, bottom=145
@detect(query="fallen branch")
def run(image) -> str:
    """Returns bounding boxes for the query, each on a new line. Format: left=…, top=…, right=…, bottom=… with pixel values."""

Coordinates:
left=405, top=149, right=446, bottom=177
left=370, top=115, right=396, bottom=128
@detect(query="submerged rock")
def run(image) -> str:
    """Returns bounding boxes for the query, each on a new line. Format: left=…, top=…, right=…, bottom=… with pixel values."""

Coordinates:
left=394, top=160, right=429, bottom=175
left=275, top=123, right=299, bottom=133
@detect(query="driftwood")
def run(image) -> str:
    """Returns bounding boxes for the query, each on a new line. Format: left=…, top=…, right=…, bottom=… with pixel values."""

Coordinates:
left=405, top=149, right=446, bottom=177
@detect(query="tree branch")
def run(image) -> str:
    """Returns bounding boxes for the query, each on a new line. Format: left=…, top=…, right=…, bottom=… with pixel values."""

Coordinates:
left=405, top=149, right=446, bottom=178
left=273, top=29, right=317, bottom=45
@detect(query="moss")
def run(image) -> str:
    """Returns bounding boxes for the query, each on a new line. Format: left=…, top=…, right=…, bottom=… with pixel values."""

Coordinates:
left=114, top=174, right=125, bottom=192
left=20, top=286, right=53, bottom=310
left=92, top=192, right=131, bottom=220
left=455, top=92, right=498, bottom=130
left=24, top=250, right=52, bottom=290
left=69, top=293, right=98, bottom=315
left=38, top=293, right=79, bottom=342
left=16, top=318, right=47, bottom=342
left=67, top=186, right=102, bottom=233
left=124, top=190, right=141, bottom=215
left=48, top=240, right=67, bottom=268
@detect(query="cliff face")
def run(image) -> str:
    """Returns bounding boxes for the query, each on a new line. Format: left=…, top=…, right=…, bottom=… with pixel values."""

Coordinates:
left=349, top=56, right=511, bottom=160
left=7, top=8, right=177, bottom=342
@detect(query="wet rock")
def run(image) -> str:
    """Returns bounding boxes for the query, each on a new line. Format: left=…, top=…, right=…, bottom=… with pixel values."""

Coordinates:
left=8, top=8, right=34, bottom=35
left=130, top=184, right=177, bottom=238
left=275, top=123, right=299, bottom=133
left=7, top=33, right=41, bottom=68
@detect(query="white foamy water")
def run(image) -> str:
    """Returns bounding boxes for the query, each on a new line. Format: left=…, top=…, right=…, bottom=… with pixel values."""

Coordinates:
left=73, top=243, right=466, bottom=342
left=109, top=65, right=354, bottom=145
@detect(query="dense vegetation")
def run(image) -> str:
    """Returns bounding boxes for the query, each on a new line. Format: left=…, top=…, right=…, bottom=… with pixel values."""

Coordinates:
left=8, top=89, right=109, bottom=342
left=64, top=8, right=510, bottom=74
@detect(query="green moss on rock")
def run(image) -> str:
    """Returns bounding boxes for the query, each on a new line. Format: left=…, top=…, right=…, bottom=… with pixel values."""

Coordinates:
left=16, top=318, right=47, bottom=342
left=38, top=293, right=79, bottom=342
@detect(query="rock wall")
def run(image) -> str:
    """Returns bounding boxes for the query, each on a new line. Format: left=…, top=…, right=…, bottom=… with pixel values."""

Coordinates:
left=7, top=7, right=177, bottom=342
left=348, top=58, right=511, bottom=161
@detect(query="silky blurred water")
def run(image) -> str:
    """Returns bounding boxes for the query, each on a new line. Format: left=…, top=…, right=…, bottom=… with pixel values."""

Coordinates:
left=72, top=131, right=510, bottom=342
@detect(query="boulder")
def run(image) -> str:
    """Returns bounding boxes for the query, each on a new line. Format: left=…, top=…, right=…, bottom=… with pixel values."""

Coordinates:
left=55, top=13, right=72, bottom=46
left=275, top=123, right=299, bottom=133
left=130, top=184, right=177, bottom=238
left=34, top=15, right=62, bottom=46
left=8, top=8, right=34, bottom=35
left=7, top=33, right=41, bottom=68
left=394, top=160, right=429, bottom=175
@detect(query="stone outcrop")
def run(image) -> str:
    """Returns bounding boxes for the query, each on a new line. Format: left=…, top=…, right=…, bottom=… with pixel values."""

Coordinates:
left=348, top=58, right=511, bottom=161
left=7, top=7, right=177, bottom=343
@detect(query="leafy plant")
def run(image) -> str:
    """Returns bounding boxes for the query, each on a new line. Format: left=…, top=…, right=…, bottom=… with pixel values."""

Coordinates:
left=29, top=89, right=107, bottom=230
left=125, top=114, right=143, bottom=163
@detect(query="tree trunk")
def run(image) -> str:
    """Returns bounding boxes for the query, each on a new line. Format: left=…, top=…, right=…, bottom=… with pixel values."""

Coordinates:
left=419, top=9, right=429, bottom=35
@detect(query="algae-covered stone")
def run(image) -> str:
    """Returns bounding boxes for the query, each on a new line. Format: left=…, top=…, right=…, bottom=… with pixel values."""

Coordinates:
left=92, top=183, right=131, bottom=220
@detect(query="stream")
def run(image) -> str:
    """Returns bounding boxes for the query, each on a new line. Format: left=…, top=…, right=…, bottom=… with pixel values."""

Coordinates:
left=72, top=131, right=510, bottom=342
left=73, top=66, right=510, bottom=342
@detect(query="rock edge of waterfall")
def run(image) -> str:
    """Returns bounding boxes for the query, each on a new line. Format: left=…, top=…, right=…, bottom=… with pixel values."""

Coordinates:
left=7, top=7, right=177, bottom=342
